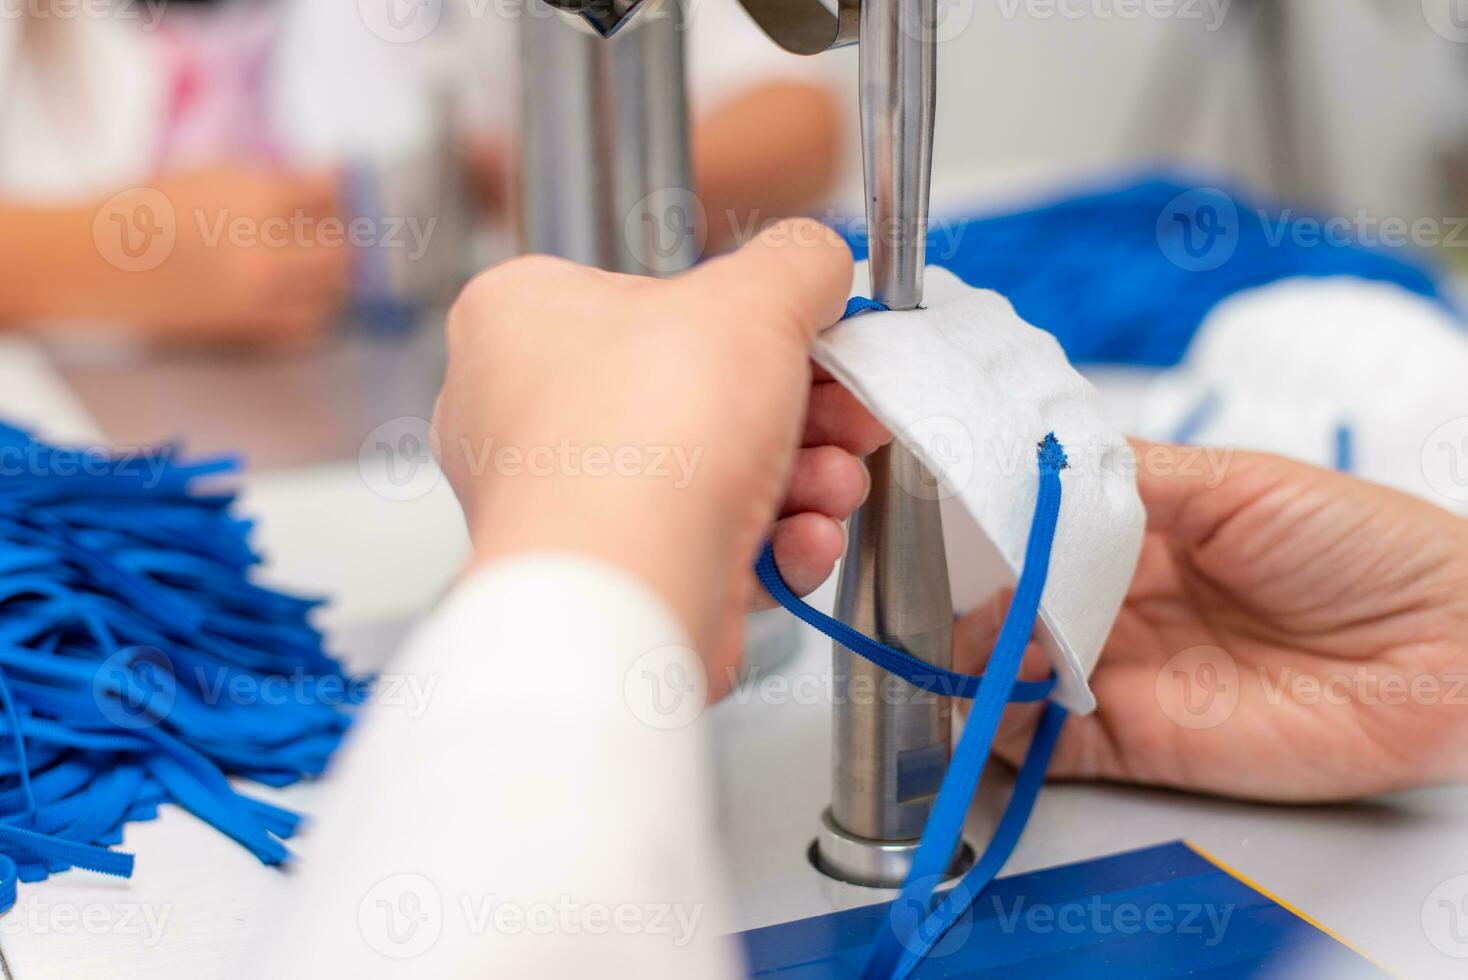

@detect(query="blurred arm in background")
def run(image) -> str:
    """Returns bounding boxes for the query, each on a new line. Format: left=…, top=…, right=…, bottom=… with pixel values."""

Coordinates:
left=693, top=79, right=842, bottom=252
left=0, top=169, right=348, bottom=346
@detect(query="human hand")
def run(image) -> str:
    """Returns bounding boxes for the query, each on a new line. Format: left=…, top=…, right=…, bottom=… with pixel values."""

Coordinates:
left=959, top=441, right=1468, bottom=802
left=433, top=219, right=888, bottom=692
left=79, top=168, right=348, bottom=345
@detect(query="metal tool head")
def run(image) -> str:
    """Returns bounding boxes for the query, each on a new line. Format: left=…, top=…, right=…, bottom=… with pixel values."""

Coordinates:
left=537, top=0, right=648, bottom=38
left=736, top=0, right=860, bottom=55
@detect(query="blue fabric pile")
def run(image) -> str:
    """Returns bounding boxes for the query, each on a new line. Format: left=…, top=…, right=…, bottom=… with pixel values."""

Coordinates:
left=0, top=424, right=359, bottom=911
left=845, top=175, right=1451, bottom=367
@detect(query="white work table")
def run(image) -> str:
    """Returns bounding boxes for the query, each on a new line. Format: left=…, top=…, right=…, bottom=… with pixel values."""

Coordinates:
left=0, top=327, right=1461, bottom=979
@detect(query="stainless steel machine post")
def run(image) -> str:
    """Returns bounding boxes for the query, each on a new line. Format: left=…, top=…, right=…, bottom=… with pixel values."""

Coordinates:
left=814, top=0, right=959, bottom=889
left=518, top=0, right=697, bottom=276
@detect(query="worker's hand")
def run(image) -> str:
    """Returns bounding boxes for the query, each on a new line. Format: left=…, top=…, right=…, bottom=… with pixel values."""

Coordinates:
left=958, top=442, right=1468, bottom=802
left=82, top=168, right=349, bottom=346
left=434, top=219, right=887, bottom=693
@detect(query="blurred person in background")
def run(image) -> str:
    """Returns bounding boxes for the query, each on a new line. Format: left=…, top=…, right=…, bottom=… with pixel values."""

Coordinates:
left=0, top=0, right=842, bottom=346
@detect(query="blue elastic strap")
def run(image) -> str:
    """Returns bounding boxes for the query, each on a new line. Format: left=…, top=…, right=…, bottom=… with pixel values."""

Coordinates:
left=0, top=423, right=360, bottom=914
left=843, top=296, right=892, bottom=318
left=860, top=434, right=1069, bottom=979
left=755, top=424, right=1071, bottom=978
left=1334, top=421, right=1355, bottom=473
left=755, top=544, right=1055, bottom=705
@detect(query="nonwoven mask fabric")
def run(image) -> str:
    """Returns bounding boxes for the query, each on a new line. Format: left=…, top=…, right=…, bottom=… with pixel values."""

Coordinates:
left=813, top=264, right=1144, bottom=713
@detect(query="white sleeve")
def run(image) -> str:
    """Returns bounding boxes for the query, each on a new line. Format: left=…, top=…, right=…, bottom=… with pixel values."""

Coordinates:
left=252, top=554, right=743, bottom=980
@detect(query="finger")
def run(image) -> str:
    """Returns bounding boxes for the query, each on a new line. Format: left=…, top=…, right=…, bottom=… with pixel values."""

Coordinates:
left=780, top=446, right=870, bottom=519
left=670, top=218, right=852, bottom=348
left=746, top=511, right=846, bottom=611
left=803, top=382, right=891, bottom=455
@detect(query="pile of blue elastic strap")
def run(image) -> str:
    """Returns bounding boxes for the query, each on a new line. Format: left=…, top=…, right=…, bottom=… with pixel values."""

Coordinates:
left=756, top=298, right=1073, bottom=980
left=845, top=174, right=1452, bottom=368
left=0, top=423, right=359, bottom=913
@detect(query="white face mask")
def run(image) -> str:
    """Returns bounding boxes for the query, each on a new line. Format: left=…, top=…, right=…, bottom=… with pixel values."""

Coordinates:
left=812, top=263, right=1145, bottom=714
left=1143, top=275, right=1468, bottom=517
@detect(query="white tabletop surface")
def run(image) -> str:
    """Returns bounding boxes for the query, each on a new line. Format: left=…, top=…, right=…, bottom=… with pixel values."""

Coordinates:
left=0, top=327, right=1461, bottom=980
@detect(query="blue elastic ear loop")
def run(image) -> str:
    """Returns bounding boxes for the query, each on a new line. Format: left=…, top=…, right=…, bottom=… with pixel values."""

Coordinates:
left=755, top=546, right=1055, bottom=705
left=860, top=434, right=1069, bottom=980
left=755, top=420, right=1072, bottom=978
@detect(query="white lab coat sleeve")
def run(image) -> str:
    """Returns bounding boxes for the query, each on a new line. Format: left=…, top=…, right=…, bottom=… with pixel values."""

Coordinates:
left=252, top=553, right=743, bottom=980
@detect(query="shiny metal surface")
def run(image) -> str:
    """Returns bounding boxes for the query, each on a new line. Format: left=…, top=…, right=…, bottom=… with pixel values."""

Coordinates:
left=828, top=442, right=954, bottom=843
left=736, top=0, right=860, bottom=56
left=813, top=808, right=973, bottom=889
left=518, top=0, right=697, bottom=277
left=535, top=0, right=645, bottom=38
left=859, top=0, right=935, bottom=309
left=819, top=0, right=948, bottom=888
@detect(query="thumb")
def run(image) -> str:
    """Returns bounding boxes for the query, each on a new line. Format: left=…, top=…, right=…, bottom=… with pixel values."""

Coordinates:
left=668, top=218, right=852, bottom=348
